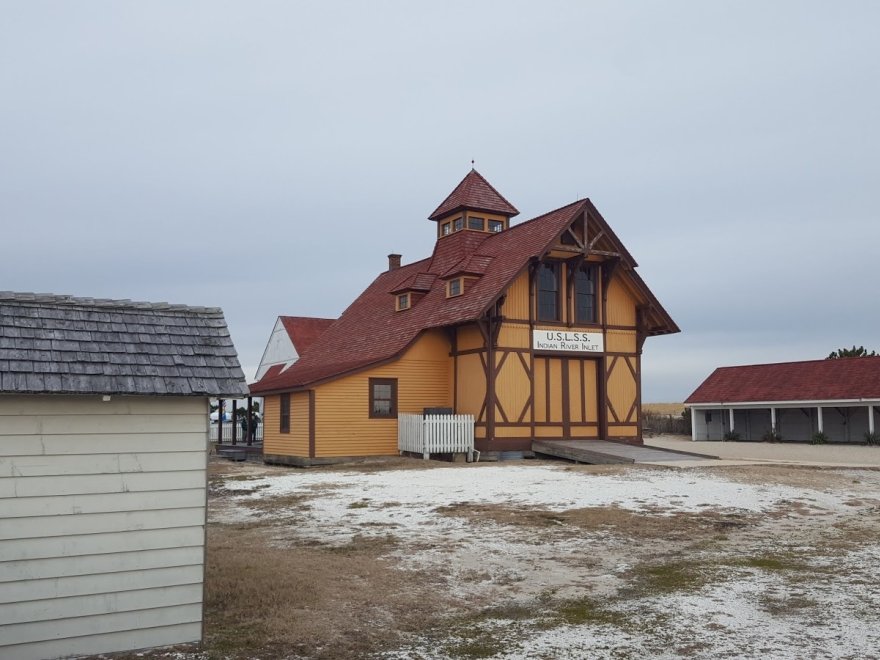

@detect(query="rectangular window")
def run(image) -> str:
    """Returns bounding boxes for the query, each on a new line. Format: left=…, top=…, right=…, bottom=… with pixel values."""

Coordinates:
left=280, top=393, right=290, bottom=433
left=369, top=378, right=397, bottom=418
left=397, top=293, right=410, bottom=311
left=448, top=278, right=462, bottom=297
left=488, top=220, right=504, bottom=233
left=453, top=217, right=463, bottom=231
left=537, top=262, right=560, bottom=321
left=468, top=216, right=485, bottom=231
left=574, top=265, right=596, bottom=323
left=442, top=222, right=451, bottom=236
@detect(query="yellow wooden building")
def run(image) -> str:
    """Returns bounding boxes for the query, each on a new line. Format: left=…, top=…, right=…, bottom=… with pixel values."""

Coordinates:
left=251, top=170, right=678, bottom=464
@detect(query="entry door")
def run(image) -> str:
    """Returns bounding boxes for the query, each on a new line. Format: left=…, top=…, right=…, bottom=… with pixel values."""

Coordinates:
left=533, top=357, right=599, bottom=438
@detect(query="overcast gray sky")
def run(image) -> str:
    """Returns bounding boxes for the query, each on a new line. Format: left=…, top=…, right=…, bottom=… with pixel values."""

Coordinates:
left=2, top=1, right=878, bottom=402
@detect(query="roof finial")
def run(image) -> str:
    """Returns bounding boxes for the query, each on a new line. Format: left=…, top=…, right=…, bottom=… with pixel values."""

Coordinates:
left=471, top=159, right=475, bottom=170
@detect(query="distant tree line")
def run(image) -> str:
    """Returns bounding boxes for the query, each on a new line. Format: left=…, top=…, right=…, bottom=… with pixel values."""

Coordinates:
left=827, top=346, right=877, bottom=359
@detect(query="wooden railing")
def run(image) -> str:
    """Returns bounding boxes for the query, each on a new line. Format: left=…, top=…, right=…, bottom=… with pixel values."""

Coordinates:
left=210, top=422, right=263, bottom=445
left=398, top=413, right=476, bottom=461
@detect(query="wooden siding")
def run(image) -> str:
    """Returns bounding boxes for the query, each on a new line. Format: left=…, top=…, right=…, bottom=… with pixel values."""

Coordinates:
left=0, top=395, right=206, bottom=660
left=313, top=331, right=451, bottom=457
left=263, top=392, right=309, bottom=456
left=605, top=277, right=637, bottom=326
left=457, top=353, right=487, bottom=419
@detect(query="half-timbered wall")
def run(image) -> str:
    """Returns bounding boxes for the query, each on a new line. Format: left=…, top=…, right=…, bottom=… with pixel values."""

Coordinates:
left=455, top=254, right=643, bottom=450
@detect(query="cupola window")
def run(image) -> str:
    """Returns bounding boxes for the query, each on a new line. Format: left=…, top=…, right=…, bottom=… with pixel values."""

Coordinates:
left=441, top=222, right=451, bottom=236
left=453, top=217, right=464, bottom=232
left=488, top=220, right=504, bottom=233
left=468, top=216, right=485, bottom=231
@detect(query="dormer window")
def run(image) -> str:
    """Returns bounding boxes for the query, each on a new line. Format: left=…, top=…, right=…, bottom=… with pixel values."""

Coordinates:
left=488, top=220, right=504, bottom=233
left=468, top=216, right=485, bottom=231
left=396, top=293, right=410, bottom=311
left=447, top=278, right=462, bottom=297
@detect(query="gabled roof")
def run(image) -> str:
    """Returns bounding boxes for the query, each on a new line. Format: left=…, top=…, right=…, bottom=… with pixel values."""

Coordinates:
left=251, top=196, right=678, bottom=394
left=279, top=316, right=335, bottom=356
left=685, top=357, right=880, bottom=404
left=0, top=291, right=248, bottom=396
left=428, top=169, right=519, bottom=220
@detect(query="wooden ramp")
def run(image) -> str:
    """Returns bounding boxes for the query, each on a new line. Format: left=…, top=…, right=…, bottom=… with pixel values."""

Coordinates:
left=532, top=439, right=715, bottom=465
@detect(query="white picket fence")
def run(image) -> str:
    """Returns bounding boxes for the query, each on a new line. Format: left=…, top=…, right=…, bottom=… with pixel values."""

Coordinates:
left=398, top=413, right=476, bottom=461
left=209, top=422, right=263, bottom=444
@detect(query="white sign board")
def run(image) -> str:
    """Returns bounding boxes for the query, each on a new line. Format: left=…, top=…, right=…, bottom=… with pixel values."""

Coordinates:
left=532, top=329, right=604, bottom=353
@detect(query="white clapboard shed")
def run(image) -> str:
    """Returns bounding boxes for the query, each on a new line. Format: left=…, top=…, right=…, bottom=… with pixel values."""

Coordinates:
left=0, top=292, right=248, bottom=660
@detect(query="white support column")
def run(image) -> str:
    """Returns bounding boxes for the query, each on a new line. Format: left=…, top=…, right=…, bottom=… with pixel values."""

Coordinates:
left=817, top=406, right=824, bottom=433
left=869, top=405, right=875, bottom=434
left=690, top=407, right=697, bottom=441
left=728, top=407, right=735, bottom=432
left=770, top=407, right=777, bottom=432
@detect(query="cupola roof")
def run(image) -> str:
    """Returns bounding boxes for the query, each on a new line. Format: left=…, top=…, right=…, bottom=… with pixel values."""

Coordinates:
left=428, top=169, right=519, bottom=221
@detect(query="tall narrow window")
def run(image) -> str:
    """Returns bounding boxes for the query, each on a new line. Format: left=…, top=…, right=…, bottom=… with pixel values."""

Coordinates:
left=537, top=262, right=560, bottom=321
left=574, top=265, right=596, bottom=323
left=369, top=378, right=397, bottom=418
left=280, top=393, right=290, bottom=433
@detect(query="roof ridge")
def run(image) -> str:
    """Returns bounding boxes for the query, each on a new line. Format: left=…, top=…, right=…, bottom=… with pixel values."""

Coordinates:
left=716, top=355, right=880, bottom=370
left=483, top=198, right=588, bottom=241
left=0, top=291, right=220, bottom=314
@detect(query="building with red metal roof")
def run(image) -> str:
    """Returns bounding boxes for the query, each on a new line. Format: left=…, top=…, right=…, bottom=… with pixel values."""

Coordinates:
left=251, top=170, right=679, bottom=464
left=685, top=357, right=880, bottom=442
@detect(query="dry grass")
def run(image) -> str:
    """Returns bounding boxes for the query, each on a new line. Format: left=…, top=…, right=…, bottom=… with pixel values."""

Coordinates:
left=435, top=501, right=756, bottom=542
left=204, top=524, right=448, bottom=659
left=643, top=402, right=685, bottom=416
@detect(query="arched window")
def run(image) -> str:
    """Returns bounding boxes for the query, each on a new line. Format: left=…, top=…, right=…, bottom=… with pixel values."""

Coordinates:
left=537, top=262, right=560, bottom=321
left=574, top=266, right=596, bottom=323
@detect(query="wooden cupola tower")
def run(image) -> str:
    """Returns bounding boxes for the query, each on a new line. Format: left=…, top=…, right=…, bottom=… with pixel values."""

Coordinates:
left=428, top=169, right=519, bottom=239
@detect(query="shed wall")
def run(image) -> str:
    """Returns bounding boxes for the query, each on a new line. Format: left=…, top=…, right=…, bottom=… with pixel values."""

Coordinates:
left=0, top=395, right=207, bottom=660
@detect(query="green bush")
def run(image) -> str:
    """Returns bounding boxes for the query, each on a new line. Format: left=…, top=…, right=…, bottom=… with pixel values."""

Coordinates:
left=723, top=430, right=741, bottom=442
left=864, top=431, right=880, bottom=446
left=762, top=429, right=782, bottom=443
left=810, top=431, right=828, bottom=445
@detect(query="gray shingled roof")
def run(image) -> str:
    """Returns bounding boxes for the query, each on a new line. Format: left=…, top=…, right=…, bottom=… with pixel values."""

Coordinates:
left=0, top=292, right=249, bottom=396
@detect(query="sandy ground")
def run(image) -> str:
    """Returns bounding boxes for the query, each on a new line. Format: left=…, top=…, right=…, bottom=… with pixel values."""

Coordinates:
left=648, top=433, right=880, bottom=467
left=152, top=456, right=880, bottom=660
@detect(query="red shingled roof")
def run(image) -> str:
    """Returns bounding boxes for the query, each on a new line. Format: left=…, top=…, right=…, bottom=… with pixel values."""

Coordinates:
left=428, top=170, right=519, bottom=220
left=251, top=193, right=678, bottom=394
left=279, top=316, right=335, bottom=356
left=685, top=357, right=880, bottom=404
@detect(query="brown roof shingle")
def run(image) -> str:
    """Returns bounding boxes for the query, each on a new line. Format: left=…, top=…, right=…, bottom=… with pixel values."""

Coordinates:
left=428, top=169, right=519, bottom=220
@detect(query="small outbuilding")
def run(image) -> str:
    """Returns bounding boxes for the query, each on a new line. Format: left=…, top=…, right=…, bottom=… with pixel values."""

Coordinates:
left=685, top=357, right=880, bottom=442
left=0, top=292, right=247, bottom=660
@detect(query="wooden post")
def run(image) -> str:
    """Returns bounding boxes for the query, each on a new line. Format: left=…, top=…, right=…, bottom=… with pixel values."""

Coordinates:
left=246, top=396, right=253, bottom=446
left=217, top=399, right=224, bottom=444
left=231, top=399, right=238, bottom=446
